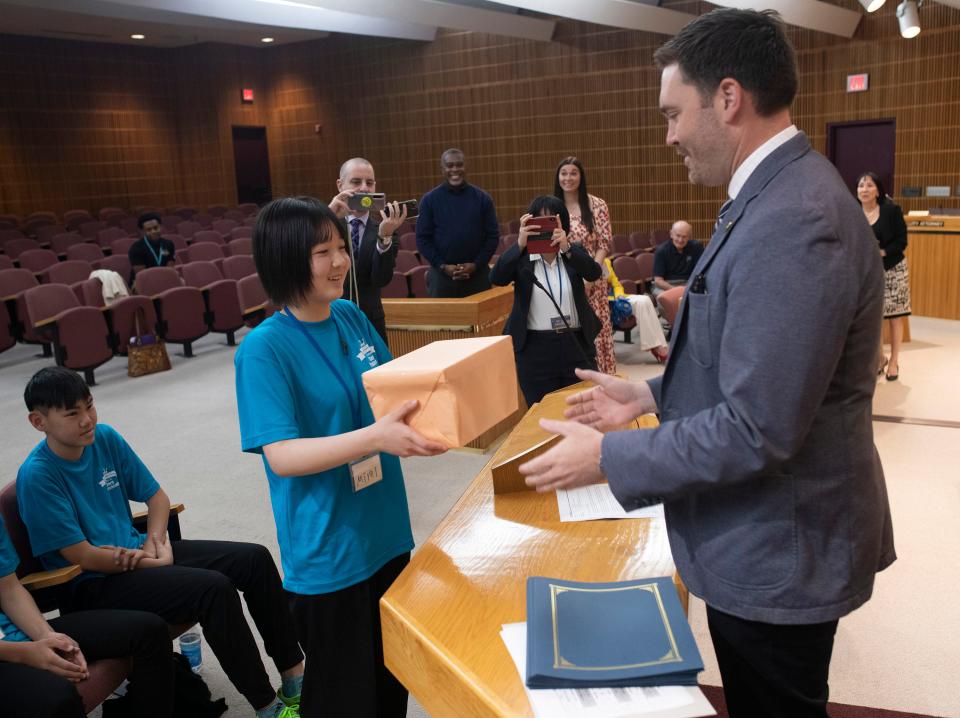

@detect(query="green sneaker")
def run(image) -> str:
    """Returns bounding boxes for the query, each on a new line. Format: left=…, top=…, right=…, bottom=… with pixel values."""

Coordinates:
left=277, top=706, right=299, bottom=718
left=277, top=688, right=300, bottom=709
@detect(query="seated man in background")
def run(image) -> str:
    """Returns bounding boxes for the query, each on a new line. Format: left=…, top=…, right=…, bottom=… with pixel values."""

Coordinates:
left=17, top=367, right=305, bottom=718
left=128, top=212, right=176, bottom=287
left=651, top=220, right=703, bottom=302
left=0, top=512, right=173, bottom=718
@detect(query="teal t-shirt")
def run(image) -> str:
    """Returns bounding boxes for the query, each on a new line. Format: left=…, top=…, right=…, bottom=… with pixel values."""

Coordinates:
left=16, top=424, right=160, bottom=575
left=234, top=300, right=414, bottom=595
left=0, top=514, right=28, bottom=642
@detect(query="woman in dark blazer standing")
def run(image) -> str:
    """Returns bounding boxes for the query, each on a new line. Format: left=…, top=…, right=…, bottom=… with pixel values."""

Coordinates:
left=857, top=171, right=910, bottom=381
left=490, top=195, right=601, bottom=405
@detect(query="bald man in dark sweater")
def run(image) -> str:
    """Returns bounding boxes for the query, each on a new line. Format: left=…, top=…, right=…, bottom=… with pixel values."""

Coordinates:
left=415, top=149, right=499, bottom=298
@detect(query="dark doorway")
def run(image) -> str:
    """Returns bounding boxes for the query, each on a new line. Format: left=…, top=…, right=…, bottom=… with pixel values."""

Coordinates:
left=232, top=126, right=272, bottom=206
left=827, top=119, right=896, bottom=198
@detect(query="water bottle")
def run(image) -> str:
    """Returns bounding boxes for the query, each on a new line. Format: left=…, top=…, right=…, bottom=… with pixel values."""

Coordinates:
left=178, top=631, right=202, bottom=672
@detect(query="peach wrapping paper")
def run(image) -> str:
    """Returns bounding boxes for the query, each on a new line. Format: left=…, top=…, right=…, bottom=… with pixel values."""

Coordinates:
left=362, top=336, right=518, bottom=448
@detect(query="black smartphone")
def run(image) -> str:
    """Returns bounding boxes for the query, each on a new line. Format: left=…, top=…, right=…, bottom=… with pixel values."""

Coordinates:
left=347, top=193, right=386, bottom=212
left=385, top=199, right=418, bottom=219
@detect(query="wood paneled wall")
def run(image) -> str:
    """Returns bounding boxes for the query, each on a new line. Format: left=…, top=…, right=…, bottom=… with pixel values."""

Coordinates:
left=2, top=1, right=960, bottom=240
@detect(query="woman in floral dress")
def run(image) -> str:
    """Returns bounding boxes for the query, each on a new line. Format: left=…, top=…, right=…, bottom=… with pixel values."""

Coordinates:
left=553, top=156, right=616, bottom=374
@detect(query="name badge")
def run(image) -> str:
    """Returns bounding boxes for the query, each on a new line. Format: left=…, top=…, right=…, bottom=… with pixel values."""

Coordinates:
left=550, top=315, right=572, bottom=330
left=349, top=453, right=383, bottom=492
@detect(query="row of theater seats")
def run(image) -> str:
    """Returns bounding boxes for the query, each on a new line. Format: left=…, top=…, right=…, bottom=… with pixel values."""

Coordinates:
left=0, top=203, right=259, bottom=235
left=0, top=258, right=274, bottom=384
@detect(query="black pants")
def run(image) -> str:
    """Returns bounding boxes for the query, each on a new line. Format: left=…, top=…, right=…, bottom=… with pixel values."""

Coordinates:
left=516, top=329, right=596, bottom=406
left=707, top=606, right=838, bottom=718
left=68, top=539, right=303, bottom=710
left=288, top=553, right=410, bottom=718
left=427, top=265, right=491, bottom=298
left=0, top=609, right=172, bottom=718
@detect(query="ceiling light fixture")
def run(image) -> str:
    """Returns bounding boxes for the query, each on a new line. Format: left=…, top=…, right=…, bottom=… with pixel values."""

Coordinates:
left=261, top=37, right=275, bottom=43
left=859, top=0, right=886, bottom=11
left=130, top=34, right=145, bottom=40
left=896, top=0, right=921, bottom=38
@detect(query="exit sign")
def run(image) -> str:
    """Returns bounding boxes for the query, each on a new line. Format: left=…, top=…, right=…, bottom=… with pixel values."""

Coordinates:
left=241, top=88, right=255, bottom=104
left=846, top=74, right=869, bottom=93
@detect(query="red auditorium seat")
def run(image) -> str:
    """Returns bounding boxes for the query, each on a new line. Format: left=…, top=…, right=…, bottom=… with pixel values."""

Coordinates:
left=63, top=210, right=94, bottom=230
left=68, top=243, right=106, bottom=264
left=50, top=233, right=86, bottom=257
left=229, top=226, right=253, bottom=240
left=134, top=266, right=209, bottom=357
left=110, top=237, right=136, bottom=256
left=23, top=284, right=113, bottom=384
left=211, top=219, right=238, bottom=237
left=3, top=237, right=42, bottom=260
left=26, top=211, right=58, bottom=223
left=17, top=249, right=60, bottom=274
left=191, top=230, right=225, bottom=246
left=0, top=229, right=26, bottom=242
left=0, top=213, right=21, bottom=228
left=221, top=255, right=256, bottom=280
left=226, top=237, right=252, bottom=257
left=42, top=260, right=93, bottom=300
left=23, top=217, right=57, bottom=237
left=658, top=286, right=685, bottom=326
left=407, top=265, right=429, bottom=298
left=180, top=261, right=244, bottom=345
left=193, top=213, right=215, bottom=228
left=35, top=225, right=70, bottom=246
left=382, top=271, right=410, bottom=298
left=78, top=221, right=107, bottom=239
left=223, top=210, right=245, bottom=223
left=0, top=301, right=15, bottom=354
left=613, top=256, right=646, bottom=294
left=176, top=220, right=202, bottom=239
left=629, top=231, right=653, bottom=254
left=399, top=233, right=417, bottom=252
left=635, top=253, right=654, bottom=284
left=184, top=243, right=225, bottom=265
left=610, top=234, right=633, bottom=258
left=119, top=217, right=140, bottom=236
left=98, top=206, right=126, bottom=221
left=651, top=229, right=670, bottom=246
left=78, top=278, right=157, bottom=357
left=0, top=255, right=14, bottom=270
left=207, top=204, right=229, bottom=217
left=237, top=274, right=274, bottom=327
left=0, top=268, right=50, bottom=353
left=95, top=254, right=132, bottom=283
left=97, top=226, right=129, bottom=249
left=173, top=206, right=198, bottom=219
left=237, top=203, right=259, bottom=216
left=395, top=250, right=420, bottom=273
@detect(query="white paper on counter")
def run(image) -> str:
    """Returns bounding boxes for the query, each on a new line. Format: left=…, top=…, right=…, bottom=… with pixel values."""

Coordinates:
left=499, top=622, right=716, bottom=718
left=557, top=484, right=664, bottom=522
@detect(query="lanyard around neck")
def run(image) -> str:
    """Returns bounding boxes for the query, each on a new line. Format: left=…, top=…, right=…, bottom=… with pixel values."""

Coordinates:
left=281, top=308, right=362, bottom=429
left=142, top=237, right=164, bottom=266
left=540, top=256, right=564, bottom=309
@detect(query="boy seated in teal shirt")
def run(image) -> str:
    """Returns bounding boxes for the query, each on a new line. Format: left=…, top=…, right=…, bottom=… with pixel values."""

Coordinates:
left=17, top=367, right=305, bottom=718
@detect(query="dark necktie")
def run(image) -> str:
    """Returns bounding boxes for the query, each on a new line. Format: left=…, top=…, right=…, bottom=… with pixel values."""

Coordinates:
left=350, top=218, right=362, bottom=255
left=714, top=198, right=733, bottom=235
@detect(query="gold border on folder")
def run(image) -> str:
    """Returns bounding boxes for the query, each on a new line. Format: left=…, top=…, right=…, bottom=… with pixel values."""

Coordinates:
left=549, top=582, right=683, bottom=671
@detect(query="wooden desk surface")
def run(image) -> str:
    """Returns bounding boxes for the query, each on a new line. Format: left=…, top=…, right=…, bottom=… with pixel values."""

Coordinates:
left=381, top=384, right=672, bottom=718
left=383, top=286, right=513, bottom=328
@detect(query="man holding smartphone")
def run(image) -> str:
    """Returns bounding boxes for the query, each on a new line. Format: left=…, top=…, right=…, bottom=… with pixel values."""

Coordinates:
left=329, top=157, right=406, bottom=341
left=416, top=148, right=500, bottom=298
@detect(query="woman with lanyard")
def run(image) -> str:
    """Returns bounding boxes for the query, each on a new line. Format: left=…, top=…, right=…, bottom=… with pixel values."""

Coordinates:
left=490, top=195, right=602, bottom=406
left=233, top=197, right=446, bottom=718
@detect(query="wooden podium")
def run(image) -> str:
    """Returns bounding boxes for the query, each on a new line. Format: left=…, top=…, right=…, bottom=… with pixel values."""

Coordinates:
left=905, top=214, right=960, bottom=321
left=382, top=286, right=523, bottom=450
left=380, top=383, right=682, bottom=717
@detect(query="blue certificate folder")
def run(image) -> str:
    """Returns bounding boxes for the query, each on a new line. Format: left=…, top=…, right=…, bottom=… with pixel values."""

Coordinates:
left=525, top=576, right=703, bottom=689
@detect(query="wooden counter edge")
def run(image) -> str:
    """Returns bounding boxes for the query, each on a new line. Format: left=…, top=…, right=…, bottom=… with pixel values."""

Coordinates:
left=382, top=595, right=517, bottom=718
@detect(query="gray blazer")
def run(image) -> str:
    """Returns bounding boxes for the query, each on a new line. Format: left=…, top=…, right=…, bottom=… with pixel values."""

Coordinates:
left=603, top=132, right=896, bottom=624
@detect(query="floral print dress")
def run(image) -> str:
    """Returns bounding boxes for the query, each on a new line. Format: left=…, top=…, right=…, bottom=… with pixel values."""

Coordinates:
left=568, top=194, right=616, bottom=374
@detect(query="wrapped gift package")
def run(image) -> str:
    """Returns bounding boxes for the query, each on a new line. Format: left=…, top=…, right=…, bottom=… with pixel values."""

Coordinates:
left=362, top=336, right=518, bottom=448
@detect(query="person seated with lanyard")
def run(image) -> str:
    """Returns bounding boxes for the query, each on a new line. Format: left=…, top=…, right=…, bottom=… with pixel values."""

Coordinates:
left=128, top=212, right=175, bottom=288
left=490, top=195, right=601, bottom=406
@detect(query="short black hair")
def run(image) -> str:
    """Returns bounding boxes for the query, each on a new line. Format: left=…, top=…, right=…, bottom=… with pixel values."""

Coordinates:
left=137, top=212, right=162, bottom=229
left=252, top=196, right=346, bottom=306
left=857, top=171, right=888, bottom=205
left=24, top=367, right=91, bottom=412
left=528, top=195, right=571, bottom=234
left=441, top=148, right=464, bottom=166
left=653, top=8, right=797, bottom=117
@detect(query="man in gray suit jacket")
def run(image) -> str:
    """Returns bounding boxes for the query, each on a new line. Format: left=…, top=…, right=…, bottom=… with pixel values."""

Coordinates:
left=329, top=157, right=406, bottom=341
left=521, top=9, right=895, bottom=717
